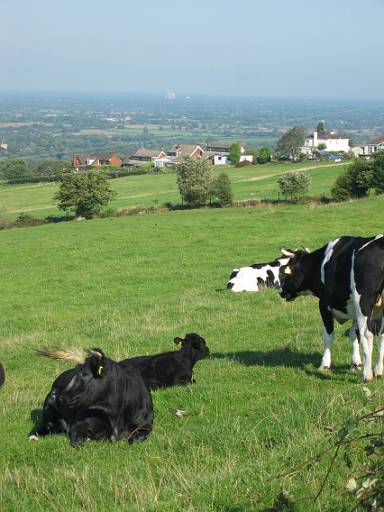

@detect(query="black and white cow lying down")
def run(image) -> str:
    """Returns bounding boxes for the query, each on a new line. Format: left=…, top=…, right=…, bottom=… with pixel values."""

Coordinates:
left=227, top=256, right=290, bottom=292
left=279, top=236, right=384, bottom=382
left=30, top=348, right=153, bottom=445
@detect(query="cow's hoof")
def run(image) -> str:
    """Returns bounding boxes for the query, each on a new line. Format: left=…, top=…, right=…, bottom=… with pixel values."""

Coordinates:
left=319, top=366, right=331, bottom=371
left=351, top=363, right=362, bottom=372
left=373, top=367, right=383, bottom=378
left=28, top=435, right=39, bottom=442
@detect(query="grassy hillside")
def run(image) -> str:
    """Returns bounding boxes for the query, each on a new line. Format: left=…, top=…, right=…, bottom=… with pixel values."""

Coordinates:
left=0, top=161, right=346, bottom=220
left=1, top=194, right=382, bottom=511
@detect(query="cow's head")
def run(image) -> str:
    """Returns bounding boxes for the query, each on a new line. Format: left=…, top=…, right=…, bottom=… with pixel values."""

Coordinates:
left=60, top=348, right=111, bottom=409
left=279, top=249, right=310, bottom=301
left=174, top=333, right=210, bottom=360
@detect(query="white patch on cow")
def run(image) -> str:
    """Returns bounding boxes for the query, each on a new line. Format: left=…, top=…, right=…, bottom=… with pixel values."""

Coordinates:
left=375, top=328, right=384, bottom=377
left=320, top=324, right=334, bottom=369
left=227, top=257, right=289, bottom=292
left=349, top=322, right=362, bottom=369
left=357, top=234, right=384, bottom=254
left=320, top=238, right=340, bottom=284
left=28, top=435, right=39, bottom=442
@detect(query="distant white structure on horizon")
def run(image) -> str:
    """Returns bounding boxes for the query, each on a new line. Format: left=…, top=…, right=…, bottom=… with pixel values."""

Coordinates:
left=302, top=130, right=350, bottom=154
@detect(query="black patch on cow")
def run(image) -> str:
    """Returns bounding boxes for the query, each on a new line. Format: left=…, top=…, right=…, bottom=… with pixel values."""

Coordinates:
left=229, top=270, right=239, bottom=280
left=257, top=277, right=265, bottom=288
left=266, top=269, right=276, bottom=287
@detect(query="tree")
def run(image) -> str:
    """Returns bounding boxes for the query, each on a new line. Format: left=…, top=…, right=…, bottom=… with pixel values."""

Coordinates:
left=316, top=121, right=325, bottom=132
left=277, top=171, right=311, bottom=201
left=276, top=127, right=305, bottom=160
left=331, top=160, right=373, bottom=201
left=257, top=146, right=272, bottom=164
left=55, top=171, right=116, bottom=218
left=317, top=143, right=327, bottom=151
left=371, top=150, right=384, bottom=194
left=229, top=142, right=241, bottom=165
left=176, top=157, right=214, bottom=207
left=211, top=173, right=233, bottom=206
left=0, top=157, right=29, bottom=180
left=35, top=159, right=71, bottom=176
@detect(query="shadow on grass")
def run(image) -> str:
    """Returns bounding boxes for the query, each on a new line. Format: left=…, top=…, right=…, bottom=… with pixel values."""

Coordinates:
left=211, top=348, right=357, bottom=381
left=30, top=409, right=43, bottom=433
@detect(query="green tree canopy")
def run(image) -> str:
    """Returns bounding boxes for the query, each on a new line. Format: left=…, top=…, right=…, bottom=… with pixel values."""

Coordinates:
left=0, top=157, right=29, bottom=180
left=257, top=146, right=272, bottom=164
left=54, top=171, right=116, bottom=218
left=331, top=160, right=373, bottom=201
left=35, top=159, right=71, bottom=176
left=371, top=150, right=384, bottom=194
left=229, top=142, right=241, bottom=164
left=277, top=171, right=311, bottom=201
left=276, top=127, right=305, bottom=160
left=211, top=172, right=233, bottom=206
left=176, top=157, right=214, bottom=207
left=316, top=121, right=325, bottom=132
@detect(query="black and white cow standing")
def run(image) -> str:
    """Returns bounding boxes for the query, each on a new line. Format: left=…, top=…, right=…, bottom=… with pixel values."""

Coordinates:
left=227, top=257, right=290, bottom=292
left=279, top=236, right=384, bottom=382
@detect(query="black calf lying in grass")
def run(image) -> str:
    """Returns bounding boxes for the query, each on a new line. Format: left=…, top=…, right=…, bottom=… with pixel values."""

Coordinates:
left=0, top=363, right=4, bottom=387
left=30, top=348, right=153, bottom=445
left=119, top=332, right=210, bottom=390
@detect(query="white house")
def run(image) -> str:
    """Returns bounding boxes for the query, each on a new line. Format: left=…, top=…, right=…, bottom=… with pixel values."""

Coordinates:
left=360, top=135, right=384, bottom=158
left=302, top=130, right=350, bottom=154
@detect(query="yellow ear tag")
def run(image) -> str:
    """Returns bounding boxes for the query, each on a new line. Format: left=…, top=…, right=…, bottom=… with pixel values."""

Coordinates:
left=97, top=365, right=104, bottom=376
left=284, top=266, right=292, bottom=275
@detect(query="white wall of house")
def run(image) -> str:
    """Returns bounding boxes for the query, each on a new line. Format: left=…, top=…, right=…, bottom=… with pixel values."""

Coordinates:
left=239, top=155, right=253, bottom=163
left=213, top=155, right=230, bottom=165
left=304, top=131, right=350, bottom=153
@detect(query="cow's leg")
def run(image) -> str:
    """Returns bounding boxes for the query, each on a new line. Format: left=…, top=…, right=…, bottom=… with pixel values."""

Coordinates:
left=349, top=322, right=362, bottom=370
left=374, top=316, right=384, bottom=377
left=69, top=410, right=111, bottom=446
left=29, top=391, right=65, bottom=440
left=319, top=302, right=334, bottom=370
left=354, top=288, right=377, bottom=381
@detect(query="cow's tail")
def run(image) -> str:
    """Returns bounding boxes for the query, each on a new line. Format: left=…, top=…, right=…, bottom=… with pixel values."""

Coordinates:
left=35, top=347, right=85, bottom=364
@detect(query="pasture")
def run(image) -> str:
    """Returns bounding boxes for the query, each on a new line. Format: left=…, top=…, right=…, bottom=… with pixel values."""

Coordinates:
left=1, top=194, right=383, bottom=511
left=0, top=161, right=346, bottom=220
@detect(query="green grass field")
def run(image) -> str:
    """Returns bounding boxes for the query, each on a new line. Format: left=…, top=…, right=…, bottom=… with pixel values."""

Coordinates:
left=1, top=193, right=383, bottom=511
left=0, top=161, right=346, bottom=220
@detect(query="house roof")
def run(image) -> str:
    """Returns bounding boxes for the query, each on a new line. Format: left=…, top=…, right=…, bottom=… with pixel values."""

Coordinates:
left=365, top=135, right=384, bottom=145
left=131, top=147, right=165, bottom=158
left=72, top=152, right=119, bottom=165
left=166, top=144, right=203, bottom=162
left=312, top=131, right=348, bottom=140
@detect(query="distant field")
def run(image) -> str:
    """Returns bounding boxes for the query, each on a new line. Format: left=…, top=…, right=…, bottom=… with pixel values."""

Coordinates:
left=0, top=195, right=383, bottom=511
left=0, top=161, right=347, bottom=220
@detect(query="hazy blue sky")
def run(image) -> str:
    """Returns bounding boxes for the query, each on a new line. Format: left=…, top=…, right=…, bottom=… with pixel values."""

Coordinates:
left=1, top=0, right=383, bottom=99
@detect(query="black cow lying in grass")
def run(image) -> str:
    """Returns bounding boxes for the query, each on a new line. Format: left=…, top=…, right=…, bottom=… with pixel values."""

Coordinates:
left=0, top=363, right=4, bottom=387
left=30, top=348, right=153, bottom=445
left=120, top=332, right=210, bottom=390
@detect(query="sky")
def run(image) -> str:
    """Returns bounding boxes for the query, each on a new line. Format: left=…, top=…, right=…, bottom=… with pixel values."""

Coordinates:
left=1, top=0, right=383, bottom=99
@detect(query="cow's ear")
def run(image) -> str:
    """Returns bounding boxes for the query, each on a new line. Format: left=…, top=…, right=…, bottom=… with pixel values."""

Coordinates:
left=88, top=350, right=105, bottom=377
left=281, top=248, right=295, bottom=258
left=174, top=337, right=183, bottom=349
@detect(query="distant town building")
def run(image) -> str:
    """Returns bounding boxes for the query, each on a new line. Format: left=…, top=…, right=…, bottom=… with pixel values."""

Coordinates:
left=302, top=130, right=350, bottom=154
left=360, top=135, right=384, bottom=158
left=72, top=153, right=122, bottom=170
left=122, top=148, right=167, bottom=167
left=0, top=142, right=8, bottom=151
